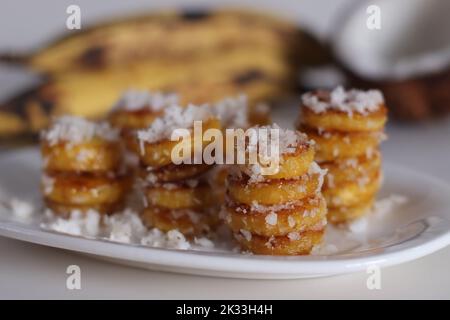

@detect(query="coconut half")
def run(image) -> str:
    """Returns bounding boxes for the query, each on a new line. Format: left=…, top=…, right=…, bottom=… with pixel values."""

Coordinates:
left=330, top=0, right=450, bottom=120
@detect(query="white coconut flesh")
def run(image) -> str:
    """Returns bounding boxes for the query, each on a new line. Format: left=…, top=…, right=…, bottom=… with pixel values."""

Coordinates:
left=332, top=0, right=450, bottom=80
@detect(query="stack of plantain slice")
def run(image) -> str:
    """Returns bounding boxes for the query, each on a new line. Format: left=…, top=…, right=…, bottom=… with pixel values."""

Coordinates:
left=133, top=104, right=223, bottom=237
left=0, top=9, right=329, bottom=139
left=224, top=125, right=328, bottom=255
left=298, top=86, right=388, bottom=224
left=41, top=116, right=131, bottom=216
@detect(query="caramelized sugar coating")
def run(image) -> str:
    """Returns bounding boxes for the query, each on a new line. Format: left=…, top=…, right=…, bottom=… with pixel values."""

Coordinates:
left=144, top=181, right=217, bottom=209
left=109, top=108, right=163, bottom=132
left=300, top=106, right=387, bottom=132
left=302, top=127, right=383, bottom=162
left=44, top=199, right=124, bottom=216
left=239, top=142, right=315, bottom=180
left=42, top=171, right=131, bottom=206
left=321, top=151, right=381, bottom=188
left=227, top=172, right=321, bottom=206
left=141, top=206, right=220, bottom=236
left=225, top=194, right=327, bottom=237
left=131, top=118, right=221, bottom=168
left=204, top=166, right=229, bottom=203
left=323, top=170, right=381, bottom=207
left=234, top=229, right=324, bottom=255
left=139, top=163, right=212, bottom=184
left=327, top=199, right=374, bottom=224
left=41, top=138, right=122, bottom=172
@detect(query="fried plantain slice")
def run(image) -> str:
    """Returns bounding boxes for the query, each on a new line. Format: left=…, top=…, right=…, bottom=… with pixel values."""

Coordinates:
left=225, top=194, right=327, bottom=236
left=227, top=172, right=321, bottom=206
left=139, top=163, right=212, bottom=184
left=141, top=206, right=219, bottom=236
left=323, top=170, right=381, bottom=207
left=327, top=198, right=374, bottom=224
left=144, top=180, right=218, bottom=209
left=239, top=142, right=315, bottom=180
left=234, top=228, right=324, bottom=255
left=131, top=117, right=221, bottom=168
left=44, top=199, right=124, bottom=216
left=300, top=86, right=387, bottom=132
left=300, top=103, right=387, bottom=132
left=42, top=171, right=131, bottom=206
left=41, top=138, right=122, bottom=173
left=302, top=127, right=383, bottom=162
left=321, top=151, right=381, bottom=188
left=109, top=108, right=164, bottom=132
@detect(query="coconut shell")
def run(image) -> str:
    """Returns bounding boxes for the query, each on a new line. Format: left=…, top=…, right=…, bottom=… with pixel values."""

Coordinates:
left=345, top=67, right=450, bottom=121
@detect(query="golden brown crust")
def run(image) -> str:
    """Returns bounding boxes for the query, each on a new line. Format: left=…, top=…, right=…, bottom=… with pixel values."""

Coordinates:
left=239, top=143, right=315, bottom=180
left=44, top=199, right=124, bottom=216
left=42, top=171, right=131, bottom=206
left=234, top=229, right=324, bottom=255
left=141, top=206, right=219, bottom=236
left=139, top=163, right=212, bottom=183
left=300, top=105, right=388, bottom=132
left=327, top=199, right=374, bottom=224
left=131, top=118, right=222, bottom=168
left=323, top=170, right=382, bottom=207
left=41, top=139, right=122, bottom=172
left=225, top=194, right=327, bottom=236
left=303, top=127, right=382, bottom=162
left=108, top=108, right=163, bottom=131
left=321, top=151, right=382, bottom=188
left=144, top=181, right=218, bottom=209
left=227, top=172, right=320, bottom=206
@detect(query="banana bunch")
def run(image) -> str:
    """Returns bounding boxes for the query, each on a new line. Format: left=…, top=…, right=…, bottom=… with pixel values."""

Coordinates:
left=0, top=9, right=330, bottom=139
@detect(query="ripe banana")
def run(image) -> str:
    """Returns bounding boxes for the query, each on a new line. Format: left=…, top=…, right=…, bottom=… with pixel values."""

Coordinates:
left=0, top=8, right=330, bottom=139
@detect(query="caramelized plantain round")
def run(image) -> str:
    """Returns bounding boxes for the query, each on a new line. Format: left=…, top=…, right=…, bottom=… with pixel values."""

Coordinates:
left=141, top=206, right=219, bottom=236
left=323, top=170, right=381, bottom=207
left=327, top=198, right=375, bottom=224
left=239, top=142, right=315, bottom=180
left=131, top=118, right=222, bottom=168
left=227, top=173, right=321, bottom=206
left=41, top=138, right=122, bottom=172
left=109, top=108, right=163, bottom=132
left=144, top=181, right=217, bottom=209
left=44, top=199, right=123, bottom=216
left=205, top=165, right=229, bottom=203
left=42, top=172, right=131, bottom=206
left=140, top=163, right=212, bottom=184
left=321, top=151, right=381, bottom=188
left=303, top=128, right=382, bottom=162
left=300, top=106, right=387, bottom=132
left=234, top=229, right=324, bottom=255
left=225, top=194, right=327, bottom=237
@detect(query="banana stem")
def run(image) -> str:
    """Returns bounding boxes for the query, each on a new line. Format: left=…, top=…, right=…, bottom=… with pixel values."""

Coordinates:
left=0, top=53, right=29, bottom=65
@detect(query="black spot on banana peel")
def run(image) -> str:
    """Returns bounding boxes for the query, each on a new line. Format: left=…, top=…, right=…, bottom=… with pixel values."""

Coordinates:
left=233, top=70, right=266, bottom=85
left=179, top=9, right=211, bottom=21
left=78, top=45, right=107, bottom=69
left=0, top=52, right=30, bottom=66
left=0, top=83, right=56, bottom=140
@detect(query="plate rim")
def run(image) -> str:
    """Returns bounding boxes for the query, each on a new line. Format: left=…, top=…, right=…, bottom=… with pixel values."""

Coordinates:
left=1, top=216, right=450, bottom=276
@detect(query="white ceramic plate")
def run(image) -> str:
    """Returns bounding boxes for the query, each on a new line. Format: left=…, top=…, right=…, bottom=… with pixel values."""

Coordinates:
left=0, top=148, right=450, bottom=279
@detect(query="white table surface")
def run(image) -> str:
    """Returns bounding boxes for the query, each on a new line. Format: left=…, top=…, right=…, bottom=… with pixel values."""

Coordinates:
left=1, top=0, right=450, bottom=299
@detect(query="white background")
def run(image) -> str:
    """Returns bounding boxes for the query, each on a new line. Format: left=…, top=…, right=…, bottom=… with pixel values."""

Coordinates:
left=1, top=0, right=450, bottom=299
